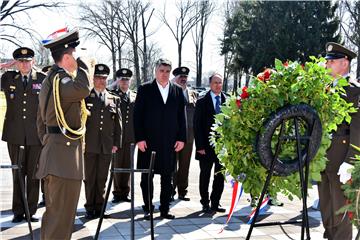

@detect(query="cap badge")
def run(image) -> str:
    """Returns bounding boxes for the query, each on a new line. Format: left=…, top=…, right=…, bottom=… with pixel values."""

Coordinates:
left=182, top=68, right=186, bottom=72
left=98, top=66, right=104, bottom=71
left=21, top=49, right=28, bottom=55
left=122, top=69, right=127, bottom=74
left=327, top=45, right=333, bottom=52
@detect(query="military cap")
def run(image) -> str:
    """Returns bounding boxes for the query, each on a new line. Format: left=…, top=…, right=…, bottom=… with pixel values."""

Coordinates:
left=13, top=47, right=34, bottom=61
left=155, top=58, right=172, bottom=68
left=173, top=66, right=190, bottom=77
left=94, top=64, right=110, bottom=77
left=116, top=68, right=133, bottom=79
left=42, top=65, right=52, bottom=73
left=325, top=42, right=357, bottom=61
left=43, top=28, right=80, bottom=53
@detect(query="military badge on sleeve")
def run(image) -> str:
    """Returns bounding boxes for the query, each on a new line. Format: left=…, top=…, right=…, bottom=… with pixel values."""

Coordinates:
left=61, top=77, right=72, bottom=84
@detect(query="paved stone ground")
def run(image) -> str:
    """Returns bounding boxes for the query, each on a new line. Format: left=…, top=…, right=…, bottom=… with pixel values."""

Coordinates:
left=0, top=139, right=358, bottom=239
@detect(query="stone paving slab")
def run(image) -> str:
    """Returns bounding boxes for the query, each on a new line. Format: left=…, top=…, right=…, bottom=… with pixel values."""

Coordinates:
left=1, top=140, right=358, bottom=239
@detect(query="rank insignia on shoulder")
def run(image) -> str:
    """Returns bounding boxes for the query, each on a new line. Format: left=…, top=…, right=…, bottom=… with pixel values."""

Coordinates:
left=61, top=77, right=72, bottom=84
left=10, top=85, right=16, bottom=90
left=90, top=93, right=96, bottom=98
left=86, top=103, right=93, bottom=107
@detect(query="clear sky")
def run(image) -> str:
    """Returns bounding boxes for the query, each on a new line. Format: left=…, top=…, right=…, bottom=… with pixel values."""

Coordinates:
left=1, top=0, right=225, bottom=83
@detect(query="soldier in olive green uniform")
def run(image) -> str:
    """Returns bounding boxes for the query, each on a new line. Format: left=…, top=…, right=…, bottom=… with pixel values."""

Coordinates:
left=111, top=68, right=136, bottom=203
left=1, top=47, right=45, bottom=223
left=83, top=64, right=122, bottom=219
left=318, top=42, right=359, bottom=240
left=36, top=29, right=93, bottom=240
left=172, top=66, right=197, bottom=201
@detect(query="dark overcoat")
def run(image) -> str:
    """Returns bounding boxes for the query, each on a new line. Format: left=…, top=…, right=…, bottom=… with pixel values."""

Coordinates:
left=194, top=90, right=226, bottom=162
left=134, top=80, right=186, bottom=174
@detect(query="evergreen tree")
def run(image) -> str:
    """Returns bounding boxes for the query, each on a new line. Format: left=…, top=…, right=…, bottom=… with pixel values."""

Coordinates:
left=222, top=1, right=341, bottom=75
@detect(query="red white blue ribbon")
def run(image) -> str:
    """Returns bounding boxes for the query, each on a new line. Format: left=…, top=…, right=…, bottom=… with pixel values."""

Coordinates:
left=247, top=196, right=270, bottom=224
left=219, top=180, right=243, bottom=234
left=42, top=27, right=68, bottom=44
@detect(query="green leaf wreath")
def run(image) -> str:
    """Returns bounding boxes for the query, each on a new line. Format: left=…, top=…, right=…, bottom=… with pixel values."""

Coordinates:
left=212, top=57, right=357, bottom=200
left=339, top=148, right=360, bottom=228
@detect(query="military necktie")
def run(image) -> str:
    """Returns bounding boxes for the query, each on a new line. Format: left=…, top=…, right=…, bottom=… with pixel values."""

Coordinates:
left=23, top=75, right=28, bottom=89
left=215, top=95, right=221, bottom=114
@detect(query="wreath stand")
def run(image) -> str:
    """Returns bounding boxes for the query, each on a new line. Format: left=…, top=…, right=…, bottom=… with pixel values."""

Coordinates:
left=1, top=146, right=33, bottom=240
left=246, top=104, right=323, bottom=240
left=95, top=144, right=156, bottom=240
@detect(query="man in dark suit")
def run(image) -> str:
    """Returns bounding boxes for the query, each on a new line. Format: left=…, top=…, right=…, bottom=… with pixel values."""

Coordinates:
left=134, top=58, right=186, bottom=220
left=172, top=66, right=197, bottom=201
left=1, top=47, right=46, bottom=223
left=318, top=42, right=359, bottom=240
left=194, top=73, right=226, bottom=213
left=111, top=68, right=136, bottom=203
left=36, top=28, right=93, bottom=239
left=83, top=64, right=122, bottom=219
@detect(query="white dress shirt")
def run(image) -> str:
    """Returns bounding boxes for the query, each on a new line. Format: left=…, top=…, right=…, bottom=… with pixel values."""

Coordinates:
left=156, top=80, right=170, bottom=104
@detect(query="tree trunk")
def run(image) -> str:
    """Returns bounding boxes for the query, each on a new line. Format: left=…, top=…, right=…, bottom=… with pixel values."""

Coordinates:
left=142, top=12, right=148, bottom=83
left=233, top=70, right=238, bottom=94
left=178, top=41, right=182, bottom=67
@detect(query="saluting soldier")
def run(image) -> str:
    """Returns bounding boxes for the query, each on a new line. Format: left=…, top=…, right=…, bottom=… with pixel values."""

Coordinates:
left=318, top=42, right=359, bottom=240
left=111, top=68, right=136, bottom=203
left=1, top=47, right=45, bottom=223
left=83, top=64, right=122, bottom=219
left=36, top=28, right=93, bottom=240
left=172, top=66, right=197, bottom=201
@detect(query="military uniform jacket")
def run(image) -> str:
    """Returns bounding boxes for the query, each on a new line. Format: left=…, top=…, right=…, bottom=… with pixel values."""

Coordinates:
left=326, top=81, right=360, bottom=173
left=1, top=69, right=45, bottom=145
left=184, top=88, right=197, bottom=143
left=36, top=63, right=91, bottom=180
left=112, top=89, right=136, bottom=145
left=84, top=89, right=122, bottom=154
left=134, top=80, right=186, bottom=174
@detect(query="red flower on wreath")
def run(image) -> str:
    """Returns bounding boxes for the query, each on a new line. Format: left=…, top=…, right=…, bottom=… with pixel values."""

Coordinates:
left=240, top=86, right=249, bottom=99
left=257, top=68, right=273, bottom=82
left=283, top=61, right=289, bottom=67
left=235, top=97, right=241, bottom=108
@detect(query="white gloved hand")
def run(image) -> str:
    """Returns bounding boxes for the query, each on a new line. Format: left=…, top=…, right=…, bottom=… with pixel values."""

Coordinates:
left=337, top=162, right=354, bottom=184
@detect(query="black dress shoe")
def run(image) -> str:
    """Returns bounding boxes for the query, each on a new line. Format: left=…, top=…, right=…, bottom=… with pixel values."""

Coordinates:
left=30, top=216, right=39, bottom=222
left=112, top=196, right=121, bottom=203
left=119, top=196, right=131, bottom=202
left=85, top=211, right=95, bottom=220
left=94, top=211, right=111, bottom=219
left=268, top=198, right=284, bottom=207
left=143, top=211, right=150, bottom=220
left=211, top=206, right=226, bottom=213
left=12, top=215, right=24, bottom=223
left=160, top=212, right=175, bottom=219
left=202, top=205, right=211, bottom=213
left=178, top=195, right=190, bottom=201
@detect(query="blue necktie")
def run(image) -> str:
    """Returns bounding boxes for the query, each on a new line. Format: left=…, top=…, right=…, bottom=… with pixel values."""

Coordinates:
left=215, top=95, right=221, bottom=114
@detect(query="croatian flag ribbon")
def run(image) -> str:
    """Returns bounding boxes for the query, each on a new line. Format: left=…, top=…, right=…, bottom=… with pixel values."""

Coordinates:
left=42, top=27, right=68, bottom=44
left=219, top=180, right=243, bottom=234
left=247, top=196, right=270, bottom=224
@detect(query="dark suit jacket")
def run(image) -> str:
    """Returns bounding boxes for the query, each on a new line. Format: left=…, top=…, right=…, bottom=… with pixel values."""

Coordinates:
left=1, top=69, right=46, bottom=145
left=325, top=82, right=360, bottom=173
left=84, top=89, right=122, bottom=154
left=134, top=80, right=186, bottom=174
left=194, top=90, right=226, bottom=162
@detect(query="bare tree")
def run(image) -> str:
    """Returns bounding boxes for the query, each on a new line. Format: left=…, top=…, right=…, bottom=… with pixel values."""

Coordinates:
left=1, top=0, right=64, bottom=46
left=79, top=0, right=127, bottom=80
left=160, top=0, right=201, bottom=67
left=191, top=1, right=215, bottom=87
left=114, top=0, right=154, bottom=87
left=140, top=6, right=155, bottom=82
left=338, top=0, right=360, bottom=78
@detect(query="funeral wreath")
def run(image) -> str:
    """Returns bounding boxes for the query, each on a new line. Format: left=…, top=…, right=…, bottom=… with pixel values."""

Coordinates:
left=212, top=57, right=357, bottom=200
